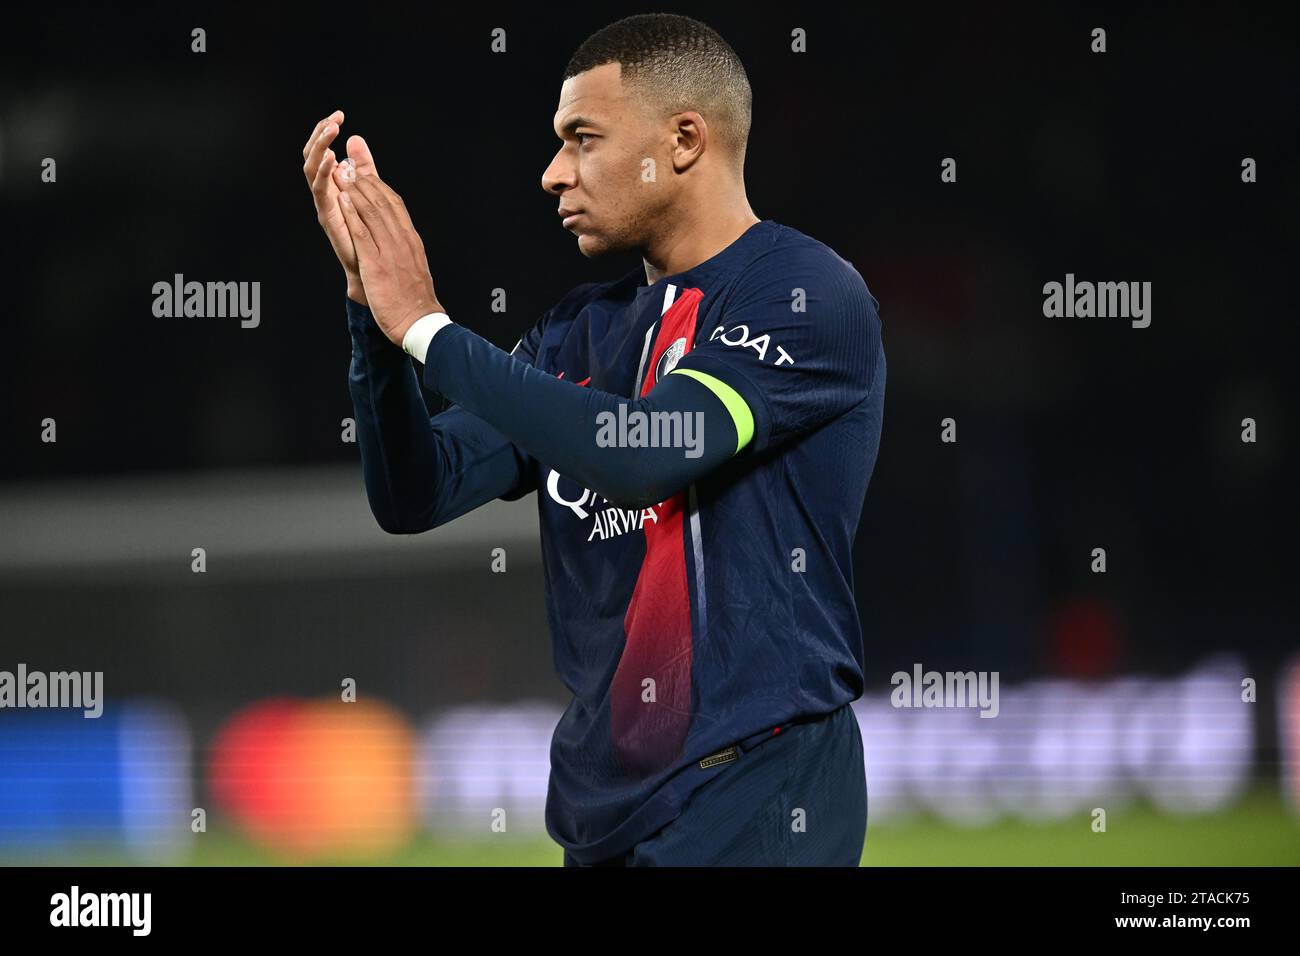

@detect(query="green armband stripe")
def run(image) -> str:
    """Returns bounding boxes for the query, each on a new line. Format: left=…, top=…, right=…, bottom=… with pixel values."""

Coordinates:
left=669, top=368, right=754, bottom=454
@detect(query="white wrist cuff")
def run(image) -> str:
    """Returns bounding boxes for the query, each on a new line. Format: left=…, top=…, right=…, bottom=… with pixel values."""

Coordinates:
left=402, top=312, right=453, bottom=363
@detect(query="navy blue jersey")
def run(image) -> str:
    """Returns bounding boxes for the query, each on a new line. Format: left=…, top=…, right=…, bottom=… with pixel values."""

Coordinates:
left=502, top=220, right=886, bottom=861
left=345, top=218, right=884, bottom=863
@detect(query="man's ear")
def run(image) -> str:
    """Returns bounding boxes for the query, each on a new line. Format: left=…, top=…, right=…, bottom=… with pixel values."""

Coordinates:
left=670, top=112, right=707, bottom=173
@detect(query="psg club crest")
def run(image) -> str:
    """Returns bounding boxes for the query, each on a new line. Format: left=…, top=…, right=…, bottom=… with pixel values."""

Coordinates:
left=654, top=337, right=687, bottom=382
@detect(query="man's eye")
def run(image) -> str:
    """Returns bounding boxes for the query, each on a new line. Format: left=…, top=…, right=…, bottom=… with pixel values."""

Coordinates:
left=576, top=133, right=593, bottom=145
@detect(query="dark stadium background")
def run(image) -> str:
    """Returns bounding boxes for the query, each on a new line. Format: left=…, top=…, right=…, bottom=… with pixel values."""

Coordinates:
left=0, top=3, right=1295, bottom=864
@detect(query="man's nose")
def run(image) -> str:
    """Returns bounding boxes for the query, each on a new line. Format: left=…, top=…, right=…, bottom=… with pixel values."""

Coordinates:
left=542, top=149, right=577, bottom=194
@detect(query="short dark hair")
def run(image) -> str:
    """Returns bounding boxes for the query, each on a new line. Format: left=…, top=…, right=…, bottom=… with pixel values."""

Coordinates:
left=563, top=13, right=752, bottom=167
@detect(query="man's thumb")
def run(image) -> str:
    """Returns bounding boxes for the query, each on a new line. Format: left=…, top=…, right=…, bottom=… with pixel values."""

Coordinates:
left=347, top=135, right=377, bottom=175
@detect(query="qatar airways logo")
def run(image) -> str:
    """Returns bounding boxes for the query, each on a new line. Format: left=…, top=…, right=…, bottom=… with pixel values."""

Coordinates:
left=546, top=470, right=660, bottom=542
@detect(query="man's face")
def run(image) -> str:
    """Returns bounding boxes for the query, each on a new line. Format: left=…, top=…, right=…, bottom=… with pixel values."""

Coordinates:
left=542, top=62, right=670, bottom=258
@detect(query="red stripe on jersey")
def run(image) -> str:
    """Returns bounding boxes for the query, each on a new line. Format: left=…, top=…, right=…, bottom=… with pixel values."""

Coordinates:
left=610, top=286, right=704, bottom=778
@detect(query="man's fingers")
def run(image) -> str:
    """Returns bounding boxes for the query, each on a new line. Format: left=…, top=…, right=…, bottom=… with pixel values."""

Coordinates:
left=302, top=117, right=329, bottom=160
left=350, top=170, right=390, bottom=207
left=366, top=171, right=417, bottom=232
left=302, top=111, right=345, bottom=186
left=337, top=170, right=397, bottom=242
left=303, top=123, right=339, bottom=181
left=337, top=191, right=379, bottom=258
left=337, top=135, right=405, bottom=231
left=302, top=110, right=343, bottom=159
left=311, top=150, right=338, bottom=203
left=350, top=171, right=412, bottom=234
left=328, top=137, right=418, bottom=257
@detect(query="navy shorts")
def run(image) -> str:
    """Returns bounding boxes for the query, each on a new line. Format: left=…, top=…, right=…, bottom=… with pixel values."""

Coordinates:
left=562, top=702, right=867, bottom=866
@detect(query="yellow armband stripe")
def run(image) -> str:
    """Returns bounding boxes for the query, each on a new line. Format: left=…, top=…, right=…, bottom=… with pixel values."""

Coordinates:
left=669, top=368, right=755, bottom=454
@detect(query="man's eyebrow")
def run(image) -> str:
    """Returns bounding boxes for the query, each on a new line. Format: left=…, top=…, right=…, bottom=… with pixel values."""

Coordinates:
left=557, top=115, right=600, bottom=138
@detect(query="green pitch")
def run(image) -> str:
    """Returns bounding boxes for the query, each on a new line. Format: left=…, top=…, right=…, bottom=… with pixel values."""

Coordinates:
left=6, top=788, right=1298, bottom=867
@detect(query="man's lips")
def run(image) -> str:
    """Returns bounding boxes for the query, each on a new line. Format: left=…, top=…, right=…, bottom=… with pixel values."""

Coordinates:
left=558, top=208, right=583, bottom=229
